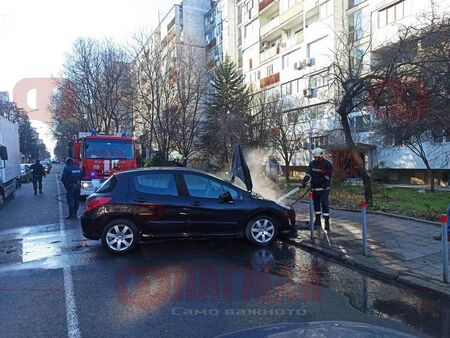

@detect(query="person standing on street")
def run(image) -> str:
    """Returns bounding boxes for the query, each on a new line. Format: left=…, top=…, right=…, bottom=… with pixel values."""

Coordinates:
left=299, top=148, right=333, bottom=231
left=61, top=158, right=83, bottom=219
left=30, top=159, right=46, bottom=195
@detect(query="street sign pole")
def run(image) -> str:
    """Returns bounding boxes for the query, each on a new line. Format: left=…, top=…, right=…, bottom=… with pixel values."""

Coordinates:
left=361, top=201, right=368, bottom=256
left=441, top=212, right=449, bottom=283
left=309, top=191, right=314, bottom=242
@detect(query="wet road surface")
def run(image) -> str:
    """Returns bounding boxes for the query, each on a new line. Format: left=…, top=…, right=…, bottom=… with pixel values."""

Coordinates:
left=0, top=166, right=449, bottom=338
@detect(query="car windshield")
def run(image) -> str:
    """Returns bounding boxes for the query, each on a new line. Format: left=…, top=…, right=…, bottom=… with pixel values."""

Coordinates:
left=84, top=139, right=133, bottom=160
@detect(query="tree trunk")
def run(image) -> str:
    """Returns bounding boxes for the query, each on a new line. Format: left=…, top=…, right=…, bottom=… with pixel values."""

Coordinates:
left=427, top=167, right=435, bottom=193
left=284, top=163, right=290, bottom=183
left=340, top=113, right=373, bottom=204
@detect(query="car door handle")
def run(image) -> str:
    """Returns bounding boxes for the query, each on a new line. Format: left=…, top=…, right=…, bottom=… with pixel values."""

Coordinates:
left=191, top=201, right=201, bottom=206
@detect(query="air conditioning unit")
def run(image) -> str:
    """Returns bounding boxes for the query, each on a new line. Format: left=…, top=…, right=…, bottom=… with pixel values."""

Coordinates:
left=304, top=58, right=315, bottom=66
left=261, top=41, right=269, bottom=49
left=303, top=88, right=313, bottom=97
left=294, top=62, right=303, bottom=70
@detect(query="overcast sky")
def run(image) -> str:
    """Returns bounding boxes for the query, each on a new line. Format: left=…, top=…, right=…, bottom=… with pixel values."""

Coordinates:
left=0, top=0, right=178, bottom=154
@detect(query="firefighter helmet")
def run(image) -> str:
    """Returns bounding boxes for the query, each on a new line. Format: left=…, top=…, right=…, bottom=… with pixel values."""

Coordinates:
left=312, top=148, right=324, bottom=157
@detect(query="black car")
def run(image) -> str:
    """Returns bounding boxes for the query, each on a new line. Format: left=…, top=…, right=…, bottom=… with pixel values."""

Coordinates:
left=81, top=168, right=296, bottom=253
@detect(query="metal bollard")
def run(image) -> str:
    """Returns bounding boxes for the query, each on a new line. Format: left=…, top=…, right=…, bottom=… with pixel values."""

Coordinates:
left=309, top=191, right=314, bottom=241
left=441, top=212, right=449, bottom=283
left=361, top=201, right=368, bottom=256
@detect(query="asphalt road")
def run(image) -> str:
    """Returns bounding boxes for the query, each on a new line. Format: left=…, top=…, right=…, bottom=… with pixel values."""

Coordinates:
left=0, top=165, right=449, bottom=338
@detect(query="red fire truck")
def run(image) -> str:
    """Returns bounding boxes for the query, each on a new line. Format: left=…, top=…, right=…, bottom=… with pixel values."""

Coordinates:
left=69, top=132, right=137, bottom=199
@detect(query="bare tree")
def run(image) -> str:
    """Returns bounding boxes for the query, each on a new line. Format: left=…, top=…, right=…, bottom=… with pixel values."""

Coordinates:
left=328, top=21, right=394, bottom=203
left=262, top=93, right=308, bottom=182
left=171, top=43, right=207, bottom=160
left=51, top=38, right=133, bottom=144
left=129, top=31, right=177, bottom=160
left=370, top=8, right=450, bottom=192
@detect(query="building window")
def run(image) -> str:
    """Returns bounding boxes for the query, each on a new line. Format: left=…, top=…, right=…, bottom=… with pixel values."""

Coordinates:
left=282, top=82, right=293, bottom=96
left=320, top=1, right=332, bottom=19
left=350, top=115, right=370, bottom=133
left=378, top=1, right=405, bottom=28
left=282, top=54, right=289, bottom=70
left=348, top=0, right=365, bottom=8
left=309, top=73, right=329, bottom=89
left=349, top=9, right=365, bottom=41
left=310, top=135, right=328, bottom=148
left=267, top=64, right=273, bottom=76
left=249, top=58, right=253, bottom=70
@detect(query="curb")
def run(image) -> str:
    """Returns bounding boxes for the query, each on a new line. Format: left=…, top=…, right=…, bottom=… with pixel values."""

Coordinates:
left=285, top=237, right=450, bottom=301
left=287, top=199, right=441, bottom=226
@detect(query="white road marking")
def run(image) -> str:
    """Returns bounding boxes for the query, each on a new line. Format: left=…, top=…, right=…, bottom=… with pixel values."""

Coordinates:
left=56, top=174, right=82, bottom=338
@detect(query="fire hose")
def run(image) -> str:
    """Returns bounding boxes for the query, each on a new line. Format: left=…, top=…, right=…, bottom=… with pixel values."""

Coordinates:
left=277, top=186, right=311, bottom=206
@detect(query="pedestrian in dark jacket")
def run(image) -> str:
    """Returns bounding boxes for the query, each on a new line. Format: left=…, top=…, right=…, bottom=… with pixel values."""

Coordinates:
left=300, top=148, right=333, bottom=231
left=61, top=158, right=83, bottom=219
left=30, top=160, right=46, bottom=195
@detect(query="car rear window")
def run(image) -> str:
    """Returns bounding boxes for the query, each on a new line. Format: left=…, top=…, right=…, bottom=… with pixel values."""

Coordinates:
left=133, top=173, right=178, bottom=196
left=96, top=175, right=117, bottom=193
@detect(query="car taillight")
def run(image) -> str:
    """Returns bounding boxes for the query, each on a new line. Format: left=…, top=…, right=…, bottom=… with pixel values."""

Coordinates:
left=85, top=197, right=112, bottom=212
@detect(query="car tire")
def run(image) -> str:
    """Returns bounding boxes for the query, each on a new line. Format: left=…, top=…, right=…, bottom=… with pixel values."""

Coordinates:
left=101, top=219, right=139, bottom=254
left=245, top=215, right=278, bottom=246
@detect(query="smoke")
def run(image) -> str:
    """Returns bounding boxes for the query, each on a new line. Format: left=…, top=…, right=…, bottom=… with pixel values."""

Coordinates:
left=243, top=148, right=282, bottom=201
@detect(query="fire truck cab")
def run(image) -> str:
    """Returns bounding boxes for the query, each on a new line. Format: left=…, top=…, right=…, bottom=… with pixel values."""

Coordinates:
left=69, top=132, right=137, bottom=199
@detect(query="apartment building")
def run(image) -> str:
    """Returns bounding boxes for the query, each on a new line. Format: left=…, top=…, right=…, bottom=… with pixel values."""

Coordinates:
left=238, top=0, right=450, bottom=185
left=205, top=0, right=239, bottom=73
left=133, top=0, right=210, bottom=158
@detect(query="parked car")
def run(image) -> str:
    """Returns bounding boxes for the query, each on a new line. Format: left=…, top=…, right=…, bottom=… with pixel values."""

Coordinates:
left=42, top=161, right=52, bottom=174
left=19, top=164, right=32, bottom=183
left=81, top=168, right=297, bottom=254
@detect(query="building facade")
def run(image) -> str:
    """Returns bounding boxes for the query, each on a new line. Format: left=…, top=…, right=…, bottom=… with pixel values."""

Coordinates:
left=237, top=0, right=450, bottom=185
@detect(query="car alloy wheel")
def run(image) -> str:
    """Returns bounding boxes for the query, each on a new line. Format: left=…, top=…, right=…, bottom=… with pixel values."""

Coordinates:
left=101, top=219, right=138, bottom=253
left=106, top=225, right=134, bottom=252
left=246, top=216, right=277, bottom=246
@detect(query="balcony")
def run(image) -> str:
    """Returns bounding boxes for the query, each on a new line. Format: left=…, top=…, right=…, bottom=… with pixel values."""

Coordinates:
left=260, top=44, right=280, bottom=62
left=282, top=31, right=304, bottom=51
left=260, top=72, right=280, bottom=88
left=260, top=16, right=280, bottom=38
left=259, top=0, right=279, bottom=16
left=280, top=1, right=304, bottom=26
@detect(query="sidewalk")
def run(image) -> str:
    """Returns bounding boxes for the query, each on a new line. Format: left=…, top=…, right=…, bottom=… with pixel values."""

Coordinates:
left=288, top=202, right=450, bottom=299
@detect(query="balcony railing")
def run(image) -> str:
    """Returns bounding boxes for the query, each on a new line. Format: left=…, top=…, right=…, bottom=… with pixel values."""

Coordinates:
left=259, top=0, right=275, bottom=12
left=260, top=72, right=280, bottom=88
left=282, top=31, right=304, bottom=50
left=260, top=44, right=280, bottom=62
left=260, top=16, right=280, bottom=36
left=280, top=1, right=304, bottom=25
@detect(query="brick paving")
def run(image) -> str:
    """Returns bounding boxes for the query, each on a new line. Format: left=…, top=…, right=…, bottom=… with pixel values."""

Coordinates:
left=288, top=201, right=450, bottom=298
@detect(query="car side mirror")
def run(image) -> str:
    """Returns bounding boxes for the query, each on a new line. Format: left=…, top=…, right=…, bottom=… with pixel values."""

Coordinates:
left=218, top=191, right=233, bottom=204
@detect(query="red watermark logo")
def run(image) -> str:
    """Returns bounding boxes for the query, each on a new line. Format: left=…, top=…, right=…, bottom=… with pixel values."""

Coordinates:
left=115, top=263, right=322, bottom=314
left=12, top=77, right=60, bottom=123
left=369, top=77, right=430, bottom=125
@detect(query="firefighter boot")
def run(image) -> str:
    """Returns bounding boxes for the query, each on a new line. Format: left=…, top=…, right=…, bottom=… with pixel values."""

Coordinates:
left=324, top=216, right=331, bottom=231
left=313, top=216, right=321, bottom=229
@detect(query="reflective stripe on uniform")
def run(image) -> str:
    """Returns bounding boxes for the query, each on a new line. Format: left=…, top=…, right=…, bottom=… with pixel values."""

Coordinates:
left=315, top=212, right=322, bottom=215
left=312, top=187, right=330, bottom=192
left=323, top=213, right=330, bottom=217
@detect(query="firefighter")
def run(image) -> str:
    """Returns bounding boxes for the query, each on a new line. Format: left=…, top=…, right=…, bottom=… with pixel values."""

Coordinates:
left=299, top=148, right=333, bottom=231
left=61, top=158, right=83, bottom=219
left=30, top=159, right=46, bottom=195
